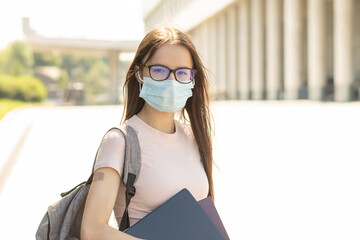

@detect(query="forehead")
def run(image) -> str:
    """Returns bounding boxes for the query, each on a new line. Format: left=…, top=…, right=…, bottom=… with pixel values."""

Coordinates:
left=147, top=44, right=193, bottom=68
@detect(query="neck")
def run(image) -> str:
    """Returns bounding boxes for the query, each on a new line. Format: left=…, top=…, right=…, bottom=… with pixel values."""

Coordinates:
left=137, top=103, right=176, bottom=134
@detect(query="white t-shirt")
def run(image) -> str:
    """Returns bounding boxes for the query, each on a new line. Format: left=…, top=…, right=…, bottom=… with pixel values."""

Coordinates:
left=94, top=114, right=209, bottom=227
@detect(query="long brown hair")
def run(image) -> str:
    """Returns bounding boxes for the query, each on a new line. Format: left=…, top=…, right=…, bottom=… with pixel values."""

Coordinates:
left=121, top=27, right=214, bottom=200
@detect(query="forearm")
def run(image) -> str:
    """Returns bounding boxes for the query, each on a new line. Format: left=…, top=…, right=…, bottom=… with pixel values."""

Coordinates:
left=82, top=223, right=143, bottom=240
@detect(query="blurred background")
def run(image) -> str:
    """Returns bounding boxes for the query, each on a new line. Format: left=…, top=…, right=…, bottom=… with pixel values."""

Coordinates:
left=0, top=0, right=360, bottom=239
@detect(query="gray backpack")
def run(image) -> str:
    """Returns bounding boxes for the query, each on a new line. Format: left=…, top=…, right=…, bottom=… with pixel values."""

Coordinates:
left=36, top=125, right=141, bottom=240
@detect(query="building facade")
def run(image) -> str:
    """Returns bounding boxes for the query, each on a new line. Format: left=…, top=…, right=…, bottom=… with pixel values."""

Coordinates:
left=143, top=0, right=360, bottom=101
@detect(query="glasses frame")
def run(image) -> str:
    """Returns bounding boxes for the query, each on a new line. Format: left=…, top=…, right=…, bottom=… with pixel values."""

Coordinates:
left=141, top=64, right=197, bottom=84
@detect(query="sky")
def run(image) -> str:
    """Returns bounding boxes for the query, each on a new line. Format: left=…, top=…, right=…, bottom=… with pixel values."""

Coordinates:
left=0, top=0, right=144, bottom=50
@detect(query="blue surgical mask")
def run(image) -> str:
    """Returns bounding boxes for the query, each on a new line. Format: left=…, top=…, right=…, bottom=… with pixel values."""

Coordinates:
left=138, top=72, right=194, bottom=113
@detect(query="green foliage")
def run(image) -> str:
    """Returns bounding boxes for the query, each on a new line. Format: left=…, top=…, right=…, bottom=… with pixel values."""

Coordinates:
left=58, top=70, right=69, bottom=90
left=0, top=75, right=47, bottom=102
left=0, top=98, right=27, bottom=120
left=0, top=51, right=3, bottom=69
left=0, top=41, right=34, bottom=76
left=60, top=54, right=109, bottom=104
left=0, top=41, right=111, bottom=105
left=34, top=51, right=62, bottom=67
left=0, top=98, right=52, bottom=120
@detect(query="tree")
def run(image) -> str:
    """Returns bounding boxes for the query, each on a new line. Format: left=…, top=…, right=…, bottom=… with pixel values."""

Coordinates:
left=58, top=70, right=69, bottom=90
left=33, top=51, right=62, bottom=67
left=0, top=41, right=34, bottom=76
left=61, top=54, right=108, bottom=104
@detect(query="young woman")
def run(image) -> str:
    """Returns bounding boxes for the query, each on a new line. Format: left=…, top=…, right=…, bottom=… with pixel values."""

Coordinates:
left=81, top=26, right=214, bottom=240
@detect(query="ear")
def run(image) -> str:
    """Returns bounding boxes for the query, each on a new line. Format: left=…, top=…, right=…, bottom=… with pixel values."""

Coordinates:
left=134, top=65, right=143, bottom=84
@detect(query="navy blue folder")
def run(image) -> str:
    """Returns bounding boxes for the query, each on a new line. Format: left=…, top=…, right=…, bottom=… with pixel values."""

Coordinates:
left=124, top=188, right=226, bottom=240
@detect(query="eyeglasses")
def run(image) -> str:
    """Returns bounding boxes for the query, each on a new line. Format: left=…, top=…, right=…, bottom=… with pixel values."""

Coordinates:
left=142, top=64, right=196, bottom=84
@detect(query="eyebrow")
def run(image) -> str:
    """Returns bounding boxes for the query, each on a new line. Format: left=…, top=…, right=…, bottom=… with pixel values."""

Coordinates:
left=148, top=63, right=193, bottom=69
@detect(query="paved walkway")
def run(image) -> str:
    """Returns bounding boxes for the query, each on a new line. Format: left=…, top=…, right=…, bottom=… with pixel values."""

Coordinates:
left=0, top=101, right=360, bottom=239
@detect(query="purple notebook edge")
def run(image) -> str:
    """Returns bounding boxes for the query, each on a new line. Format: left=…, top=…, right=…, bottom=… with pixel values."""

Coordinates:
left=198, top=197, right=230, bottom=240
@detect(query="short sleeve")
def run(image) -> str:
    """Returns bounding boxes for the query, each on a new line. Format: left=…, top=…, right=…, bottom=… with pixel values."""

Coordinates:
left=94, top=128, right=125, bottom=178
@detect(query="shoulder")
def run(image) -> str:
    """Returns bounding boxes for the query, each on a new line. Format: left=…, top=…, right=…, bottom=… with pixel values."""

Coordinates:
left=94, top=126, right=127, bottom=176
left=99, top=127, right=126, bottom=150
left=104, top=127, right=125, bottom=140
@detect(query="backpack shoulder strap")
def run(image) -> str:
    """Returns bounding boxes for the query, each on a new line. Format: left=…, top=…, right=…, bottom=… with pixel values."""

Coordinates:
left=118, top=124, right=141, bottom=185
left=116, top=124, right=141, bottom=231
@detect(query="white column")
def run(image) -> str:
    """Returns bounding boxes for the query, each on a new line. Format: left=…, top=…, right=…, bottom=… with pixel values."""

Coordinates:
left=198, top=23, right=209, bottom=70
left=334, top=0, right=354, bottom=101
left=190, top=30, right=200, bottom=52
left=308, top=0, right=326, bottom=100
left=251, top=0, right=265, bottom=100
left=284, top=0, right=302, bottom=100
left=238, top=0, right=250, bottom=100
left=208, top=18, right=217, bottom=99
left=266, top=0, right=282, bottom=100
left=227, top=6, right=238, bottom=99
left=109, top=51, right=119, bottom=104
left=216, top=13, right=227, bottom=99
left=354, top=0, right=360, bottom=95
left=198, top=22, right=213, bottom=98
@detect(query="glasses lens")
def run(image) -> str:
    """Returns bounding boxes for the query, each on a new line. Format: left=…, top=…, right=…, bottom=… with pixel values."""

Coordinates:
left=149, top=66, right=169, bottom=80
left=175, top=69, right=194, bottom=82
